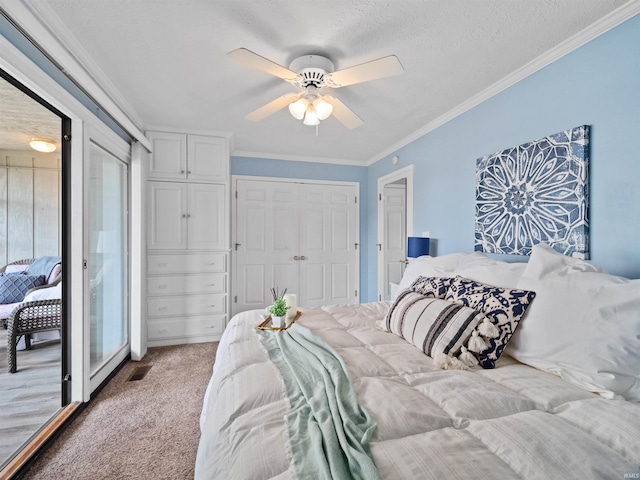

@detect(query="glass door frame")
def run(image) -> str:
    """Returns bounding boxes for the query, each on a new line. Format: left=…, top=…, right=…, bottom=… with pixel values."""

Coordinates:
left=84, top=130, right=131, bottom=394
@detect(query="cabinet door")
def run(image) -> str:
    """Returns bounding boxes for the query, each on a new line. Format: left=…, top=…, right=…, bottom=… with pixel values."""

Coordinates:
left=148, top=131, right=187, bottom=179
left=187, top=135, right=228, bottom=182
left=147, top=181, right=187, bottom=249
left=188, top=183, right=227, bottom=250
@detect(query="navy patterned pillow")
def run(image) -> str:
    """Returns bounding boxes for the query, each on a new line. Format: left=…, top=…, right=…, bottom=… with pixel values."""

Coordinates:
left=445, top=276, right=536, bottom=368
left=0, top=274, right=46, bottom=304
left=409, top=276, right=453, bottom=298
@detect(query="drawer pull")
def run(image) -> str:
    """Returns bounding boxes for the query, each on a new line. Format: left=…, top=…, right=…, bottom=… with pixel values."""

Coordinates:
left=158, top=285, right=168, bottom=290
left=158, top=328, right=169, bottom=334
left=208, top=284, right=216, bottom=287
left=158, top=262, right=168, bottom=267
left=210, top=304, right=216, bottom=307
left=158, top=307, right=168, bottom=312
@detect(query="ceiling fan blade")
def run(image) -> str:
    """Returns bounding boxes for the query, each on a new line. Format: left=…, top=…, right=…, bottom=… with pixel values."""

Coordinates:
left=326, top=55, right=404, bottom=88
left=228, top=48, right=299, bottom=83
left=245, top=93, right=300, bottom=122
left=323, top=95, right=364, bottom=129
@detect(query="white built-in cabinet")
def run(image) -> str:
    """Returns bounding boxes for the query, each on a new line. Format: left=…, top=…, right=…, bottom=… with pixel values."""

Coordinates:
left=148, top=132, right=228, bottom=182
left=146, top=131, right=229, bottom=346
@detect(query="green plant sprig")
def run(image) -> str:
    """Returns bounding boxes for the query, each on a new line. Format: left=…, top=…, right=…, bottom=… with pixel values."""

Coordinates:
left=269, top=298, right=291, bottom=317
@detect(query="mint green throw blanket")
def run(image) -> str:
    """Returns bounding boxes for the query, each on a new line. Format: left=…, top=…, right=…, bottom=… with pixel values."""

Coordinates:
left=258, top=323, right=382, bottom=480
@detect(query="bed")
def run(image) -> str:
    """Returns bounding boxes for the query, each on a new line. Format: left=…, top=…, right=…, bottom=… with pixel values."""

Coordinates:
left=195, top=244, right=640, bottom=479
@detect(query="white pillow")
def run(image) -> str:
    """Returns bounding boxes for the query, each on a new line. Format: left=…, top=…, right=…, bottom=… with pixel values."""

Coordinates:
left=5, top=264, right=29, bottom=273
left=509, top=243, right=640, bottom=401
left=453, top=254, right=527, bottom=289
left=23, top=282, right=62, bottom=302
left=395, top=253, right=472, bottom=298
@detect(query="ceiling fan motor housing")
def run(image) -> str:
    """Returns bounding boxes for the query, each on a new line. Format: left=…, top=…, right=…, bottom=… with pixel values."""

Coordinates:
left=289, top=55, right=335, bottom=88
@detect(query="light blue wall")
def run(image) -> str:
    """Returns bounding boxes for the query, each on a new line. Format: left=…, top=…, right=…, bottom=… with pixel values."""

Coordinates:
left=231, top=156, right=370, bottom=299
left=366, top=14, right=640, bottom=301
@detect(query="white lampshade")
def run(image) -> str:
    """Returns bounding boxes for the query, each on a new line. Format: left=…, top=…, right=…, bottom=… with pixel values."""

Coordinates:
left=314, top=98, right=333, bottom=120
left=303, top=105, right=319, bottom=126
left=288, top=98, right=309, bottom=120
left=29, top=138, right=56, bottom=153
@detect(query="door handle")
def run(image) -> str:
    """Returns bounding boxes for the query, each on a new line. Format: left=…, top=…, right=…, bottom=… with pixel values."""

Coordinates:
left=294, top=256, right=300, bottom=261
left=376, top=243, right=382, bottom=251
left=300, top=256, right=306, bottom=260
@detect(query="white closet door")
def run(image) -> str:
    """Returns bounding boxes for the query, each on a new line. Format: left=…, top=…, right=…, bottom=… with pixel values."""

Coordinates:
left=299, top=183, right=358, bottom=307
left=383, top=183, right=407, bottom=300
left=235, top=180, right=299, bottom=313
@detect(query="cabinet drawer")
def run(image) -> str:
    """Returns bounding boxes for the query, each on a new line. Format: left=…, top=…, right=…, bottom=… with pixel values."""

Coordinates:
left=148, top=253, right=226, bottom=274
left=148, top=315, right=225, bottom=340
left=148, top=274, right=226, bottom=296
left=148, top=294, right=226, bottom=317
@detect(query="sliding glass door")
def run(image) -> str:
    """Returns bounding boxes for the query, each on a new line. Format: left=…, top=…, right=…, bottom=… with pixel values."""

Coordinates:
left=87, top=141, right=129, bottom=383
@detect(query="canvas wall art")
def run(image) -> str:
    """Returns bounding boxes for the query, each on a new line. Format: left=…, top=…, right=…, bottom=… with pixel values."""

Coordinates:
left=474, top=125, right=590, bottom=258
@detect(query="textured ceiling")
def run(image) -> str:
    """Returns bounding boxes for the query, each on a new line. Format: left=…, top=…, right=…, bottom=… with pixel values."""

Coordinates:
left=0, top=77, right=61, bottom=152
left=6, top=0, right=632, bottom=163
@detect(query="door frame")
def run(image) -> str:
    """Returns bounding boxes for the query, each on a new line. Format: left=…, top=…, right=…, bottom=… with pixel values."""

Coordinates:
left=377, top=165, right=414, bottom=301
left=231, top=175, right=360, bottom=317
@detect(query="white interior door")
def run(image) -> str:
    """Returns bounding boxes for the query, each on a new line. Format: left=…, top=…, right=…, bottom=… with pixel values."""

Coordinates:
left=234, top=178, right=359, bottom=315
left=299, top=183, right=358, bottom=307
left=383, top=182, right=407, bottom=300
left=235, top=180, right=299, bottom=313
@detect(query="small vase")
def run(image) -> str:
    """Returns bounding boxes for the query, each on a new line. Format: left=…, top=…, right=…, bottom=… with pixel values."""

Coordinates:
left=272, top=315, right=286, bottom=328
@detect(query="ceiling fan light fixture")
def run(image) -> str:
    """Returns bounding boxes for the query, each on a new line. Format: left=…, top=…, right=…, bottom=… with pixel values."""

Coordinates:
left=303, top=105, right=320, bottom=126
left=314, top=98, right=333, bottom=121
left=288, top=98, right=308, bottom=120
left=29, top=138, right=56, bottom=153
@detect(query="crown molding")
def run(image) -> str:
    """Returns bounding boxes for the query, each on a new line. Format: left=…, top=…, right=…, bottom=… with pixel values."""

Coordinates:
left=366, top=1, right=640, bottom=166
left=144, top=124, right=235, bottom=140
left=232, top=149, right=366, bottom=167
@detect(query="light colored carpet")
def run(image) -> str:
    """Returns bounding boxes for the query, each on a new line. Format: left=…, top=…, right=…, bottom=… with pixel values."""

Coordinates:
left=23, top=342, right=218, bottom=480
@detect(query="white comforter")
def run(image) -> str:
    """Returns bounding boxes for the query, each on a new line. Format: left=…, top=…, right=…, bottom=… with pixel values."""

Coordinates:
left=195, top=302, right=640, bottom=479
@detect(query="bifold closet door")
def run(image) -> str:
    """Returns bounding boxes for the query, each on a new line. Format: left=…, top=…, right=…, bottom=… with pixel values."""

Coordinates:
left=298, top=183, right=358, bottom=308
left=234, top=179, right=358, bottom=315
left=235, top=180, right=300, bottom=313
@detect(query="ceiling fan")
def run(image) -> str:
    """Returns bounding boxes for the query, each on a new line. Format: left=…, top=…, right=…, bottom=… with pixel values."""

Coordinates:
left=228, top=48, right=404, bottom=129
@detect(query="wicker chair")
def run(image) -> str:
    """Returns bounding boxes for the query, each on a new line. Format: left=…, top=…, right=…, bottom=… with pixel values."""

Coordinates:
left=1, top=258, right=63, bottom=373
left=7, top=299, right=62, bottom=373
left=1, top=258, right=62, bottom=329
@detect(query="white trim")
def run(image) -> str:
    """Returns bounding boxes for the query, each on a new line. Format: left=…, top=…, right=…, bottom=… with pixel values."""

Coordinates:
left=365, top=1, right=640, bottom=166
left=377, top=165, right=414, bottom=301
left=129, top=141, right=147, bottom=361
left=231, top=174, right=361, bottom=314
left=232, top=150, right=365, bottom=167
left=232, top=174, right=361, bottom=188
left=144, top=124, right=234, bottom=140
left=0, top=0, right=151, bottom=152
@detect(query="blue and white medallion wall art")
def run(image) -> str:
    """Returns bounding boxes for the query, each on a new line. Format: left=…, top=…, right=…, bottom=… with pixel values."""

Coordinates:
left=474, top=125, right=590, bottom=258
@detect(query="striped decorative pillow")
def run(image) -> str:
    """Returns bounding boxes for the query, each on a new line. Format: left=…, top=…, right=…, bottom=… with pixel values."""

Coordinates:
left=384, top=289, right=486, bottom=357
